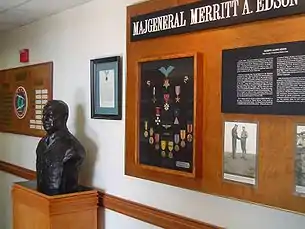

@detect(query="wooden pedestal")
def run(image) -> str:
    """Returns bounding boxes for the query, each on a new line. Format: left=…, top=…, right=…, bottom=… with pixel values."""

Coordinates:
left=12, top=181, right=98, bottom=229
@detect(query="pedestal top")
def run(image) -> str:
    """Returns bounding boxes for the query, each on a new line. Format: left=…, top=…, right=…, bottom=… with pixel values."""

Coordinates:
left=14, top=180, right=97, bottom=199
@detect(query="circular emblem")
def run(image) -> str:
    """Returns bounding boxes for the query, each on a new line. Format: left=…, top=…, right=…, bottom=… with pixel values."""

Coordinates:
left=14, top=86, right=28, bottom=119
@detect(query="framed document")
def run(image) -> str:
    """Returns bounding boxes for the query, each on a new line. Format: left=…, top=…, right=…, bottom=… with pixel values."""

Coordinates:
left=90, top=56, right=122, bottom=120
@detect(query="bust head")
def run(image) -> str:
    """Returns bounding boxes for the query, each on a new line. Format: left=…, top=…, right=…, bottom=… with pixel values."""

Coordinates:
left=42, top=100, right=69, bottom=134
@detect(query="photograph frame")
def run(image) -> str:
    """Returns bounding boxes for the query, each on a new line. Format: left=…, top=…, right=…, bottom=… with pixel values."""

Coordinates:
left=221, top=119, right=260, bottom=187
left=90, top=56, right=122, bottom=120
left=294, top=122, right=305, bottom=197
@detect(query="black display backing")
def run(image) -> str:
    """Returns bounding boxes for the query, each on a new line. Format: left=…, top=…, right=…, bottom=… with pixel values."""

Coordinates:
left=139, top=57, right=194, bottom=173
left=222, top=40, right=305, bottom=116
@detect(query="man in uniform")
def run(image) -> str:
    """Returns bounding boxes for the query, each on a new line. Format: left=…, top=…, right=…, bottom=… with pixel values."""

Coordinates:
left=240, top=126, right=248, bottom=159
left=231, top=124, right=239, bottom=159
left=36, top=100, right=86, bottom=195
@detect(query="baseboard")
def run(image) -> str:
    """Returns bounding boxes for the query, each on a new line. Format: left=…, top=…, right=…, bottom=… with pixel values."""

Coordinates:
left=0, top=160, right=223, bottom=229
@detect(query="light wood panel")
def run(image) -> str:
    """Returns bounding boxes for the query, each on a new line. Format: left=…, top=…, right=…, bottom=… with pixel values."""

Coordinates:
left=125, top=0, right=305, bottom=215
left=12, top=182, right=98, bottom=229
left=0, top=62, right=53, bottom=137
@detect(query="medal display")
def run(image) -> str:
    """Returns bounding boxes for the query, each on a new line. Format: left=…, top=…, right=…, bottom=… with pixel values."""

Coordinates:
left=139, top=56, right=194, bottom=173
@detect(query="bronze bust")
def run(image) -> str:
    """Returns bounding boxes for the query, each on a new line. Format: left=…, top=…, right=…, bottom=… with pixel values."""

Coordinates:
left=36, top=100, right=85, bottom=195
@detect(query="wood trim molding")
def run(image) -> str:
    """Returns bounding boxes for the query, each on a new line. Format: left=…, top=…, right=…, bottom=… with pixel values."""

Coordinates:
left=0, top=160, right=223, bottom=229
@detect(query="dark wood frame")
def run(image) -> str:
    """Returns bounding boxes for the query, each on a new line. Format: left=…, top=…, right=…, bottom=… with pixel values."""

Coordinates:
left=125, top=52, right=204, bottom=190
left=90, top=56, right=122, bottom=120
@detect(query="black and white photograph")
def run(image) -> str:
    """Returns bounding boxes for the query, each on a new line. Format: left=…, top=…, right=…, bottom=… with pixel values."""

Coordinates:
left=295, top=124, right=305, bottom=195
left=223, top=120, right=258, bottom=185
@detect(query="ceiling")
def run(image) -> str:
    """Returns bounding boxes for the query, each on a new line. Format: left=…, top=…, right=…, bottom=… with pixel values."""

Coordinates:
left=0, top=0, right=93, bottom=32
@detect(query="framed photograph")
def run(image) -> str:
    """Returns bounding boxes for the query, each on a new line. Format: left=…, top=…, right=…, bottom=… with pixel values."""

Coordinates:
left=222, top=120, right=259, bottom=186
left=90, top=56, right=122, bottom=120
left=295, top=124, right=305, bottom=195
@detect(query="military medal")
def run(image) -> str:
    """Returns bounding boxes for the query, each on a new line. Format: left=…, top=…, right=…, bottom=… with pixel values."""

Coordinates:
left=164, top=94, right=170, bottom=110
left=184, top=76, right=189, bottom=84
left=174, top=117, right=179, bottom=125
left=155, top=107, right=161, bottom=125
left=168, top=141, right=174, bottom=159
left=162, top=124, right=171, bottom=130
left=144, top=121, right=149, bottom=138
left=174, top=109, right=180, bottom=125
left=174, top=134, right=180, bottom=152
left=180, top=130, right=186, bottom=148
left=175, top=86, right=180, bottom=103
left=146, top=80, right=151, bottom=87
left=152, top=86, right=156, bottom=103
left=161, top=140, right=167, bottom=157
left=187, top=123, right=193, bottom=142
left=154, top=133, right=160, bottom=150
left=149, top=127, right=154, bottom=145
left=163, top=79, right=170, bottom=89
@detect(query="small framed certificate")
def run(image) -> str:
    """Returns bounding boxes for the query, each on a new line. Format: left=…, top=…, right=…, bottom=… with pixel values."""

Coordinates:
left=90, top=56, right=122, bottom=119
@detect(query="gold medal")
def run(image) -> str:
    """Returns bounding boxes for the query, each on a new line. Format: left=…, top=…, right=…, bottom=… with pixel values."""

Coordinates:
left=180, top=130, right=186, bottom=148
left=161, top=140, right=167, bottom=151
left=168, top=141, right=174, bottom=152
left=144, top=121, right=148, bottom=138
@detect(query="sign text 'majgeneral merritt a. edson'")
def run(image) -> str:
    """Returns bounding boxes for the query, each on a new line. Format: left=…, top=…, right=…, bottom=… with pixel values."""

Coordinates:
left=130, top=0, right=304, bottom=41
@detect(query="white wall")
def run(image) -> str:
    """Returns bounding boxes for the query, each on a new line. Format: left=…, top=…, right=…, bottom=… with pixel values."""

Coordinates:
left=0, top=0, right=305, bottom=229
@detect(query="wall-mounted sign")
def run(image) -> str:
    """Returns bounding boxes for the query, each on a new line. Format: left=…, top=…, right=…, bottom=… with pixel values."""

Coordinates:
left=221, top=40, right=305, bottom=116
left=131, top=0, right=304, bottom=42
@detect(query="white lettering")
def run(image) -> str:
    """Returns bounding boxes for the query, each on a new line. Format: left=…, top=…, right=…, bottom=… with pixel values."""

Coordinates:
left=256, top=0, right=265, bottom=12
left=163, top=15, right=169, bottom=30
left=257, top=0, right=298, bottom=12
left=265, top=0, right=274, bottom=11
left=232, top=0, right=239, bottom=16
left=174, top=13, right=180, bottom=28
left=282, top=0, right=290, bottom=7
left=180, top=11, right=187, bottom=26
left=190, top=8, right=198, bottom=25
left=148, top=19, right=153, bottom=32
left=133, top=21, right=139, bottom=36
left=168, top=14, right=174, bottom=28
left=274, top=0, right=281, bottom=9
left=225, top=1, right=231, bottom=18
left=199, top=7, right=205, bottom=23
left=205, top=5, right=213, bottom=21
left=291, top=0, right=298, bottom=6
left=242, top=0, right=251, bottom=15
left=213, top=3, right=221, bottom=20
left=220, top=2, right=226, bottom=19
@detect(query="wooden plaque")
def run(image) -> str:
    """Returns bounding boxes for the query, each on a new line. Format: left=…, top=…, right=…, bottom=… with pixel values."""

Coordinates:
left=126, top=0, right=305, bottom=215
left=0, top=62, right=53, bottom=137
